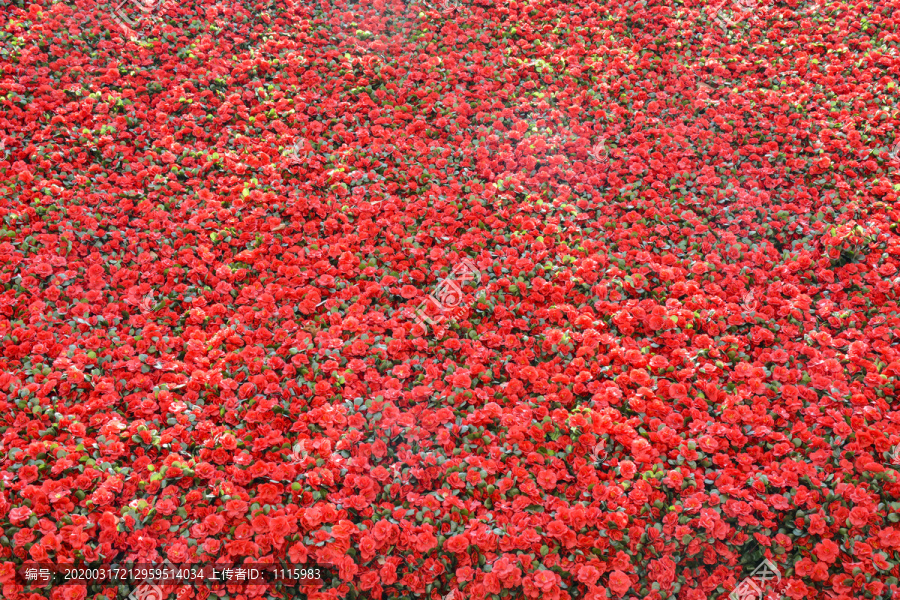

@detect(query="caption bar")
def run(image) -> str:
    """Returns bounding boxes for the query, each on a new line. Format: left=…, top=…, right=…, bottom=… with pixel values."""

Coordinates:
left=19, top=563, right=327, bottom=587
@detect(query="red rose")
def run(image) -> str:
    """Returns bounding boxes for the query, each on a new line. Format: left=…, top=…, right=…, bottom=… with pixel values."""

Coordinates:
left=576, top=564, right=601, bottom=585
left=19, top=465, right=39, bottom=483
left=445, top=535, right=470, bottom=554
left=34, top=262, right=53, bottom=278
left=815, top=539, right=840, bottom=564
left=546, top=520, right=569, bottom=538
left=0, top=563, right=15, bottom=584
left=848, top=507, right=869, bottom=527
left=331, top=519, right=356, bottom=540
left=97, top=511, right=118, bottom=531
left=337, top=555, right=358, bottom=582
left=536, top=469, right=557, bottom=490
left=372, top=520, right=393, bottom=543
left=359, top=536, right=378, bottom=560
left=415, top=529, right=437, bottom=553
left=61, top=585, right=87, bottom=600
left=380, top=560, right=398, bottom=585
left=29, top=543, right=49, bottom=562
left=9, top=507, right=32, bottom=525
left=288, top=542, right=308, bottom=564
left=532, top=569, right=559, bottom=592
left=618, top=460, right=636, bottom=480
left=609, top=570, right=631, bottom=597
left=166, top=541, right=189, bottom=563
left=359, top=570, right=381, bottom=591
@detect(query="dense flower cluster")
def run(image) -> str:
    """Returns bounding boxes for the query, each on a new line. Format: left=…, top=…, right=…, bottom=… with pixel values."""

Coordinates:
left=1, top=0, right=899, bottom=599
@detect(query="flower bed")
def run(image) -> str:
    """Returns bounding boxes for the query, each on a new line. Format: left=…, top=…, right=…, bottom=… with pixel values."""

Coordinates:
left=1, top=0, right=899, bottom=599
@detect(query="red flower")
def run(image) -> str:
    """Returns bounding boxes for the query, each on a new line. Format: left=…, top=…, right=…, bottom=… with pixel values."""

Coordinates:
left=288, top=543, right=308, bottom=564
left=531, top=569, right=560, bottom=594
left=537, top=469, right=558, bottom=490
left=445, top=535, right=469, bottom=554
left=359, top=536, right=378, bottom=561
left=0, top=563, right=16, bottom=584
left=618, top=460, right=636, bottom=480
left=380, top=560, right=398, bottom=585
left=331, top=520, right=356, bottom=540
left=816, top=539, right=840, bottom=564
left=2, top=3, right=899, bottom=600
left=848, top=507, right=870, bottom=527
left=608, top=570, right=632, bottom=597
left=8, top=507, right=32, bottom=525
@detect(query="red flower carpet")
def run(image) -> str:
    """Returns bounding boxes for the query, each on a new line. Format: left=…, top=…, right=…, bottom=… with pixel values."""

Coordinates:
left=1, top=0, right=899, bottom=598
